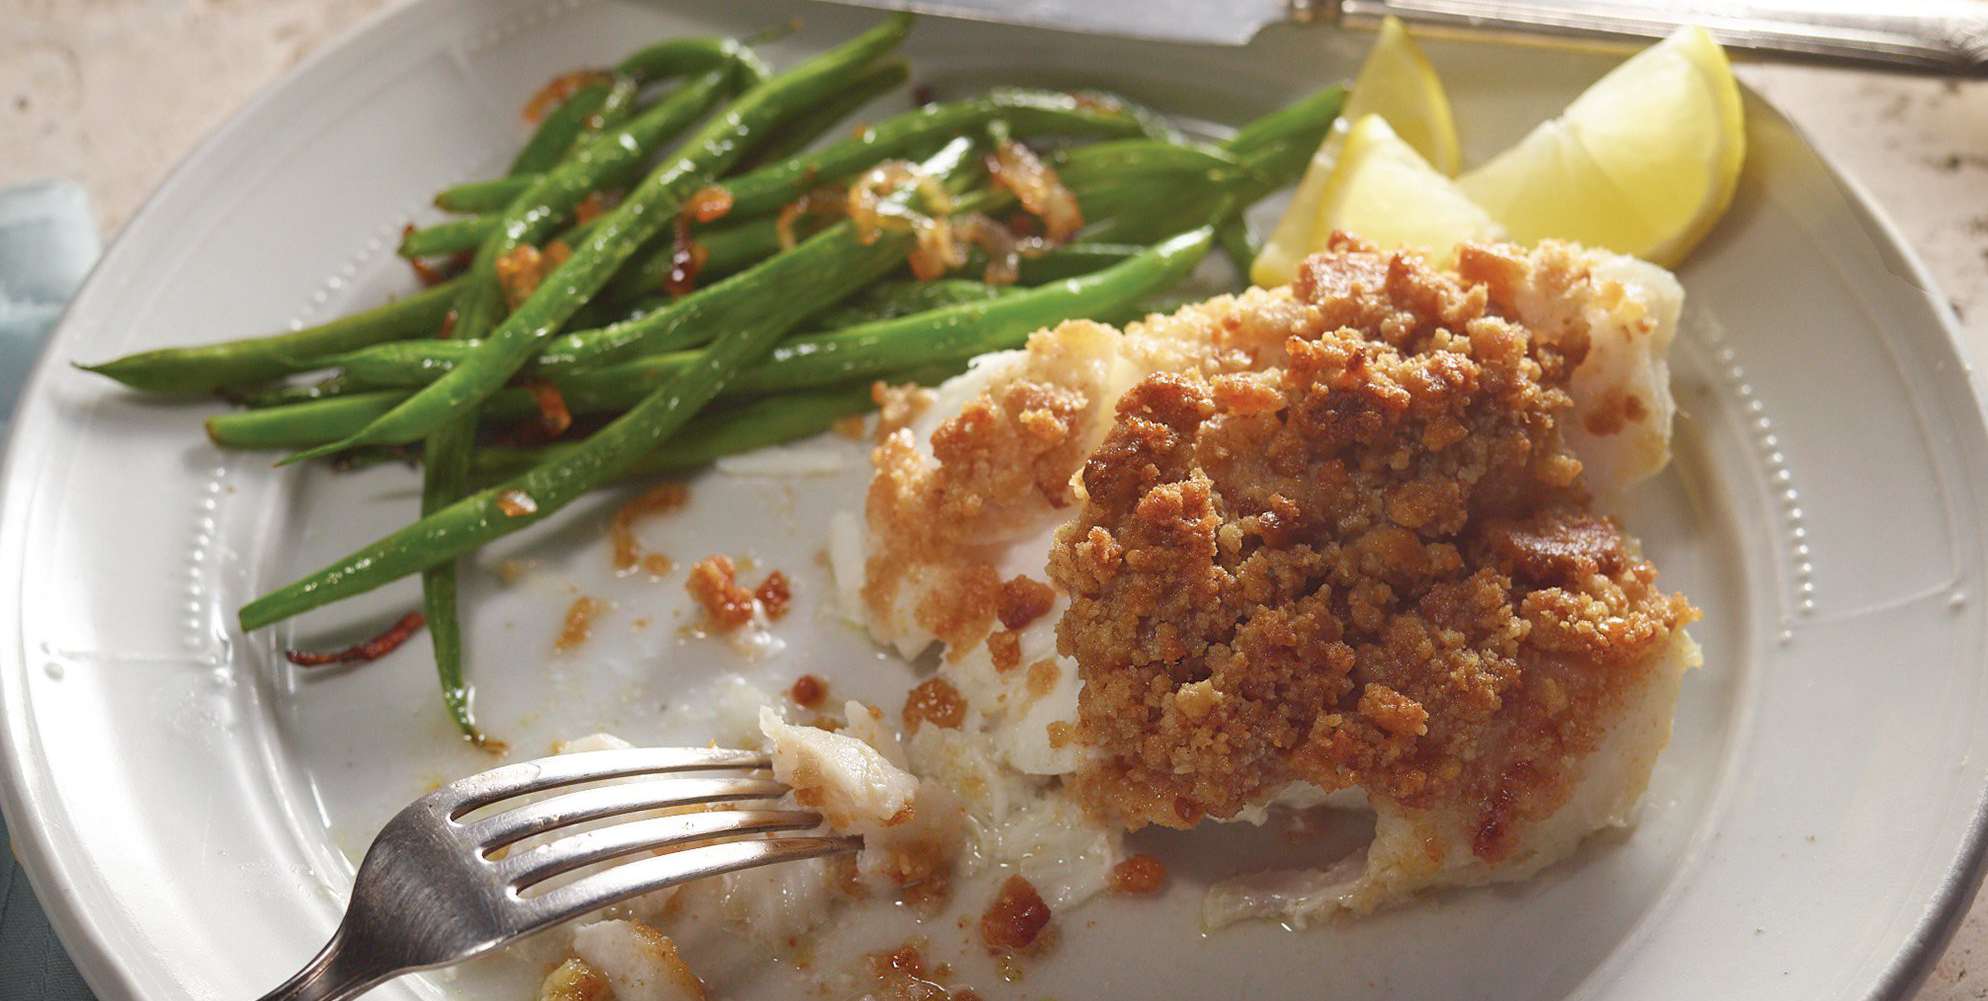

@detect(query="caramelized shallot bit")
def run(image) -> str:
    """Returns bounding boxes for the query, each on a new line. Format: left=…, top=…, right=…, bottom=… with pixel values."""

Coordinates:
left=402, top=224, right=471, bottom=287
left=978, top=876, right=1051, bottom=953
left=790, top=673, right=828, bottom=709
left=775, top=186, right=846, bottom=251
left=522, top=380, right=573, bottom=438
left=522, top=69, right=612, bottom=122
left=555, top=596, right=603, bottom=653
left=1110, top=854, right=1168, bottom=895
left=684, top=185, right=735, bottom=224
left=495, top=242, right=571, bottom=310
left=663, top=214, right=708, bottom=298
left=686, top=555, right=756, bottom=631
left=609, top=483, right=690, bottom=572
left=987, top=140, right=1081, bottom=243
left=285, top=611, right=426, bottom=667
left=847, top=161, right=960, bottom=279
left=901, top=677, right=965, bottom=732
left=573, top=190, right=618, bottom=225
left=496, top=489, right=538, bottom=517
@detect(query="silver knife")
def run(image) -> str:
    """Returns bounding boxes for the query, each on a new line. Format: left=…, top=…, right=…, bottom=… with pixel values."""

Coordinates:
left=825, top=0, right=1988, bottom=75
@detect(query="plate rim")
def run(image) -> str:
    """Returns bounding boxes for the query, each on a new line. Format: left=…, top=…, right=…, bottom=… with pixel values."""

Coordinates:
left=2, top=3, right=1984, bottom=999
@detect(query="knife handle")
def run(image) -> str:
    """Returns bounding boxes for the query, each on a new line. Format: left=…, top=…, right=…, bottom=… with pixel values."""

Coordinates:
left=1325, top=0, right=1988, bottom=74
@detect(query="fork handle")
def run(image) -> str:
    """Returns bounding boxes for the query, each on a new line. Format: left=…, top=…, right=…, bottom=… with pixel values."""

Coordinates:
left=256, top=927, right=392, bottom=1001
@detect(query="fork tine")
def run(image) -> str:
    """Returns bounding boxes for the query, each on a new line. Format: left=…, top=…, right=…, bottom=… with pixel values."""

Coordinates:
left=514, top=836, right=864, bottom=935
left=495, top=809, right=826, bottom=889
left=429, top=747, right=771, bottom=818
left=466, top=776, right=791, bottom=851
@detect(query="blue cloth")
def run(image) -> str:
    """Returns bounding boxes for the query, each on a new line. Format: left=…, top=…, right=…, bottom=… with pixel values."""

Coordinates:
left=0, top=178, right=100, bottom=1000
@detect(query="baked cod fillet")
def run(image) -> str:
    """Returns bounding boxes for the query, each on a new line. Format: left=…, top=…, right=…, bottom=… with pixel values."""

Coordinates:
left=846, top=234, right=1698, bottom=925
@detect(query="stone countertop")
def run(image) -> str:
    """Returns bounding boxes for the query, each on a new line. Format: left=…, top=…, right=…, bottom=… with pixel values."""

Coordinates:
left=3, top=2, right=1987, bottom=999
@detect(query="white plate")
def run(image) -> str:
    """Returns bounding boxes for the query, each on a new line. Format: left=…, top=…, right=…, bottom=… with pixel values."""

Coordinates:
left=6, top=1, right=1988, bottom=999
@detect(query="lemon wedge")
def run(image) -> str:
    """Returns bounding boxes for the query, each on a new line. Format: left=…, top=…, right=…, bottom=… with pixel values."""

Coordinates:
left=1253, top=17, right=1461, bottom=286
left=1310, top=115, right=1504, bottom=262
left=1457, top=26, right=1745, bottom=267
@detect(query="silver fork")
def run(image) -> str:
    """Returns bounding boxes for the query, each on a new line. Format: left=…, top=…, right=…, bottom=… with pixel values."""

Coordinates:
left=256, top=746, right=860, bottom=1001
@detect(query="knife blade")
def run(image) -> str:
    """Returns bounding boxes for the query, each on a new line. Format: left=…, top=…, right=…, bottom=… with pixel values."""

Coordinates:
left=817, top=0, right=1988, bottom=74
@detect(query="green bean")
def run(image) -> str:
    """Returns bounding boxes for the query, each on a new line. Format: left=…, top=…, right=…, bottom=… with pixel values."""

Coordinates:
left=1050, top=139, right=1249, bottom=190
left=1014, top=243, right=1141, bottom=283
left=468, top=369, right=965, bottom=483
left=1227, top=84, right=1348, bottom=158
left=239, top=375, right=352, bottom=408
left=238, top=217, right=1200, bottom=628
left=1082, top=86, right=1346, bottom=247
left=508, top=81, right=613, bottom=177
left=1218, top=214, right=1259, bottom=277
left=531, top=137, right=978, bottom=373
left=435, top=177, right=528, bottom=215
left=332, top=230, right=1193, bottom=401
left=420, top=414, right=481, bottom=744
left=208, top=392, right=411, bottom=448
left=80, top=279, right=460, bottom=395
left=442, top=69, right=735, bottom=351
left=736, top=59, right=910, bottom=169
left=597, top=129, right=1213, bottom=304
left=720, top=87, right=1150, bottom=218
left=285, top=15, right=915, bottom=465
left=214, top=226, right=1208, bottom=453
left=730, top=228, right=1209, bottom=391
left=815, top=279, right=1010, bottom=328
left=431, top=39, right=774, bottom=218
left=398, top=217, right=492, bottom=259
left=430, top=86, right=1158, bottom=266
left=239, top=156, right=1027, bottom=631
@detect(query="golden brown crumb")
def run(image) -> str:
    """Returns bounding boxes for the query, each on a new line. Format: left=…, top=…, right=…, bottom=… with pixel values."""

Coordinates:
left=554, top=596, right=602, bottom=653
left=1045, top=721, right=1074, bottom=749
left=1024, top=659, right=1059, bottom=699
left=997, top=575, right=1056, bottom=630
left=610, top=483, right=689, bottom=572
left=1049, top=236, right=1697, bottom=860
left=685, top=555, right=755, bottom=631
left=790, top=673, right=827, bottom=709
left=902, top=677, right=965, bottom=732
left=1110, top=854, right=1168, bottom=895
left=872, top=380, right=937, bottom=439
left=986, top=629, right=1022, bottom=671
left=863, top=327, right=1109, bottom=656
left=755, top=571, right=792, bottom=620
left=979, top=875, right=1051, bottom=953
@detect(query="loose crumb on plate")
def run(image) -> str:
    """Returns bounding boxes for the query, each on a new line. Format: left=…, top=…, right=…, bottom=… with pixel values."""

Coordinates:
left=1109, top=854, right=1168, bottom=895
left=979, top=875, right=1051, bottom=954
left=554, top=596, right=603, bottom=653
left=685, top=555, right=756, bottom=631
left=790, top=673, right=828, bottom=709
left=611, top=483, right=690, bottom=572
